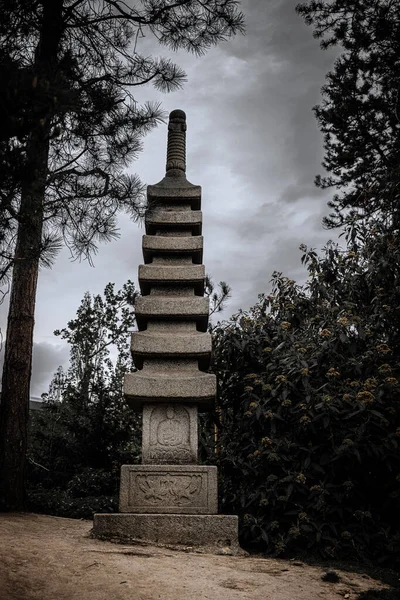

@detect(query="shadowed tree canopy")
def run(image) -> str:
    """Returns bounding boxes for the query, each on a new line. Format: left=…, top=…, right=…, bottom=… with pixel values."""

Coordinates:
left=296, top=0, right=400, bottom=231
left=0, top=0, right=244, bottom=510
left=0, top=0, right=245, bottom=273
left=27, top=282, right=141, bottom=516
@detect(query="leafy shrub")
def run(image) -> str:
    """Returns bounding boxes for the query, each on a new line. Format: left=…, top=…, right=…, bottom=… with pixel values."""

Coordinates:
left=27, top=484, right=117, bottom=519
left=212, top=237, right=400, bottom=566
left=66, top=468, right=116, bottom=498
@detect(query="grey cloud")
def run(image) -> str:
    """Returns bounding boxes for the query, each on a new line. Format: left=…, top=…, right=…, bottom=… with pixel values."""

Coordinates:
left=0, top=339, right=69, bottom=397
left=1, top=0, right=345, bottom=393
left=30, top=342, right=70, bottom=397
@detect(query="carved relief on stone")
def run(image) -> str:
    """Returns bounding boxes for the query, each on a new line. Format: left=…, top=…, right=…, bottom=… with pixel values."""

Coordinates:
left=119, top=464, right=218, bottom=514
left=135, top=473, right=203, bottom=506
left=142, top=404, right=198, bottom=464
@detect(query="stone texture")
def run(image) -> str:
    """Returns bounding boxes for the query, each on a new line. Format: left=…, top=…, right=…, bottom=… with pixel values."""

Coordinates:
left=119, top=465, right=217, bottom=514
left=145, top=210, right=202, bottom=236
left=142, top=404, right=197, bottom=465
left=135, top=296, right=209, bottom=332
left=138, top=264, right=205, bottom=296
left=131, top=330, right=211, bottom=361
left=93, top=514, right=239, bottom=550
left=142, top=235, right=203, bottom=264
left=147, top=182, right=201, bottom=210
left=124, top=370, right=216, bottom=411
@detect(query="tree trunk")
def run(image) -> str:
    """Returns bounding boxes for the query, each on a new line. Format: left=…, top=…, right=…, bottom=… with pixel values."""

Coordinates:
left=0, top=0, right=64, bottom=510
left=0, top=133, right=49, bottom=509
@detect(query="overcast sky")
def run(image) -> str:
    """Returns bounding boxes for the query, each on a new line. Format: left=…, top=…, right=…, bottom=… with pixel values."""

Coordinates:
left=0, top=0, right=341, bottom=396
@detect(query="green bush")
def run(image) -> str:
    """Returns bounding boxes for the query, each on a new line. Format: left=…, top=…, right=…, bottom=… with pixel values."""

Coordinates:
left=27, top=483, right=117, bottom=519
left=66, top=468, right=116, bottom=498
left=212, top=237, right=400, bottom=565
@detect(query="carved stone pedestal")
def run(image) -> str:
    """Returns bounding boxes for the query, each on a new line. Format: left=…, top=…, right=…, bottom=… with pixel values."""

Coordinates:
left=119, top=465, right=218, bottom=514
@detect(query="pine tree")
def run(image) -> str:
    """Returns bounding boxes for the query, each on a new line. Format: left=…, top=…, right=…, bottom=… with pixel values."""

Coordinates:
left=296, top=0, right=400, bottom=230
left=0, top=0, right=244, bottom=509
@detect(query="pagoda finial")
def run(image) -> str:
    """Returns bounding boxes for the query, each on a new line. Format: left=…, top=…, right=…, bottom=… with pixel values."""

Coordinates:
left=166, top=109, right=186, bottom=176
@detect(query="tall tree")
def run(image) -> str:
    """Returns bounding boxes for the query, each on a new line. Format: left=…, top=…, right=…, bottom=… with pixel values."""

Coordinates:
left=296, top=0, right=400, bottom=231
left=27, top=282, right=140, bottom=516
left=0, top=0, right=244, bottom=509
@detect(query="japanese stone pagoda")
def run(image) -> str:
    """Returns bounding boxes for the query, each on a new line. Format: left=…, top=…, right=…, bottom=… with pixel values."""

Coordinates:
left=93, top=110, right=238, bottom=551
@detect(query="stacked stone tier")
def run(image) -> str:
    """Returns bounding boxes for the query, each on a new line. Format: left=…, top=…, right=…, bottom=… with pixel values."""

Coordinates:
left=145, top=209, right=202, bottom=236
left=132, top=330, right=211, bottom=369
left=124, top=178, right=215, bottom=412
left=147, top=182, right=202, bottom=209
left=138, top=264, right=205, bottom=296
left=124, top=368, right=215, bottom=410
left=142, top=235, right=203, bottom=264
left=135, top=296, right=209, bottom=332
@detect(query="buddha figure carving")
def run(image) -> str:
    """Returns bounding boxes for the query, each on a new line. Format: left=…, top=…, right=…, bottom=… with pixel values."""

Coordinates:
left=157, top=406, right=188, bottom=447
left=148, top=405, right=193, bottom=463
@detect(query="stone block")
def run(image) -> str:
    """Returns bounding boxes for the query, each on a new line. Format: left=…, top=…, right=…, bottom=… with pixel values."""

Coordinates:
left=119, top=465, right=217, bottom=514
left=145, top=210, right=202, bottom=236
left=93, top=513, right=239, bottom=550
left=142, top=235, right=203, bottom=264
left=142, top=404, right=197, bottom=464
left=124, top=370, right=216, bottom=411
left=135, top=296, right=209, bottom=332
left=139, top=264, right=205, bottom=295
left=131, top=330, right=211, bottom=366
left=147, top=181, right=201, bottom=210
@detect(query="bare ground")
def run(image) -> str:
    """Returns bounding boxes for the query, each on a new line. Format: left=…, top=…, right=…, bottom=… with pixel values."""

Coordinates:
left=0, top=513, right=390, bottom=600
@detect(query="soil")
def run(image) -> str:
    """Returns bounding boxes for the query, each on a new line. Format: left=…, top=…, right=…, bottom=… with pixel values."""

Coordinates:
left=0, top=513, right=393, bottom=600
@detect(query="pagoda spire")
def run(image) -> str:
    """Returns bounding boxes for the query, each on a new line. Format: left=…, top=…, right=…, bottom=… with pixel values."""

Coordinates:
left=166, top=109, right=186, bottom=176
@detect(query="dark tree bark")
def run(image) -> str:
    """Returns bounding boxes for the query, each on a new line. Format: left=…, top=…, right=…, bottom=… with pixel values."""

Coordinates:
left=0, top=0, right=63, bottom=510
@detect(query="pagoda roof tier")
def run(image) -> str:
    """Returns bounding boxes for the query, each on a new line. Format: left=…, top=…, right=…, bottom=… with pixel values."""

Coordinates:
left=145, top=210, right=202, bottom=236
left=135, top=296, right=209, bottom=332
left=147, top=181, right=201, bottom=210
left=131, top=330, right=211, bottom=370
left=142, top=235, right=203, bottom=264
left=138, top=264, right=205, bottom=296
left=124, top=370, right=216, bottom=412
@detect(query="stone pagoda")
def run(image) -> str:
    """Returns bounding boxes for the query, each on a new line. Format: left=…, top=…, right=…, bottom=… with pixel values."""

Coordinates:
left=93, top=110, right=238, bottom=551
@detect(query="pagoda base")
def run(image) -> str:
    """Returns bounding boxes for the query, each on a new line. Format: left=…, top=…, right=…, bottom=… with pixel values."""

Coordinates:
left=92, top=513, right=239, bottom=552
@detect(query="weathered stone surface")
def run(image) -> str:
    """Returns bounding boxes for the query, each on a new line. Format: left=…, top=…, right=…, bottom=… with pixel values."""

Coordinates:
left=131, top=330, right=211, bottom=363
left=135, top=296, right=209, bottom=332
left=147, top=182, right=201, bottom=210
left=93, top=514, right=239, bottom=550
left=107, top=109, right=239, bottom=553
left=139, top=264, right=205, bottom=295
left=142, top=404, right=197, bottom=465
left=142, top=235, right=203, bottom=264
left=119, top=465, right=217, bottom=514
left=145, top=210, right=202, bottom=236
left=124, top=370, right=216, bottom=411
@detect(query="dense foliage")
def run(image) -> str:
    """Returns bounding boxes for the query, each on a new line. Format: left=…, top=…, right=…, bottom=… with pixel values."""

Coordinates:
left=27, top=282, right=141, bottom=517
left=212, top=224, right=400, bottom=565
left=296, top=0, right=400, bottom=230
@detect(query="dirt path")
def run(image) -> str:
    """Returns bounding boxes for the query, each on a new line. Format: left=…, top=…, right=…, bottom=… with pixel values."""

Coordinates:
left=0, top=513, right=388, bottom=600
